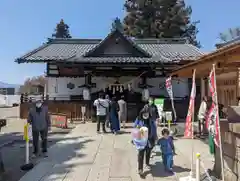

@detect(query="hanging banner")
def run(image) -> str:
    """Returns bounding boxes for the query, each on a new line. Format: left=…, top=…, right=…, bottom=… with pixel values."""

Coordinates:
left=207, top=66, right=220, bottom=147
left=155, top=98, right=164, bottom=121
left=165, top=77, right=177, bottom=122
left=184, top=70, right=196, bottom=138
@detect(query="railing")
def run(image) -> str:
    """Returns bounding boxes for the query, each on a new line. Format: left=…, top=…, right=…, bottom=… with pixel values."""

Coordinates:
left=19, top=93, right=200, bottom=121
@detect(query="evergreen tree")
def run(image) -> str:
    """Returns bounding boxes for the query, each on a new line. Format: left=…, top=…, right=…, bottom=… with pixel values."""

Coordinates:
left=123, top=0, right=200, bottom=47
left=52, top=19, right=72, bottom=38
left=111, top=17, right=124, bottom=32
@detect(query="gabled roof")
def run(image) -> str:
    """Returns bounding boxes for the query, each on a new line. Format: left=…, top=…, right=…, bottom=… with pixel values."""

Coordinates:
left=83, top=29, right=151, bottom=58
left=16, top=30, right=204, bottom=64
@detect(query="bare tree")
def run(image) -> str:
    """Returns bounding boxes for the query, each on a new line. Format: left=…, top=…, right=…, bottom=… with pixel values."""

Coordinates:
left=18, top=76, right=46, bottom=94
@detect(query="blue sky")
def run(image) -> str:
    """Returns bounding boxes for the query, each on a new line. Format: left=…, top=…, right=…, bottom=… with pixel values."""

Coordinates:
left=0, top=0, right=239, bottom=84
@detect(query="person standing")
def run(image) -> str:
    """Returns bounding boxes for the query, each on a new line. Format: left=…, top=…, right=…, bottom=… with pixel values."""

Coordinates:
left=27, top=99, right=51, bottom=158
left=110, top=96, right=120, bottom=134
left=105, top=94, right=111, bottom=128
left=93, top=92, right=109, bottom=133
left=148, top=97, right=159, bottom=140
left=118, top=95, right=127, bottom=128
left=198, top=96, right=208, bottom=136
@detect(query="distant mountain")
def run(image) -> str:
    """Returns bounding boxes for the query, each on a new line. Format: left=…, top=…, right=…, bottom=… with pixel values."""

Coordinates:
left=0, top=81, right=20, bottom=89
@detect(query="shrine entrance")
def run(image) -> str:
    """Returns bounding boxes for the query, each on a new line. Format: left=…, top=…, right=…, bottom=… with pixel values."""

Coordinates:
left=103, top=81, right=143, bottom=122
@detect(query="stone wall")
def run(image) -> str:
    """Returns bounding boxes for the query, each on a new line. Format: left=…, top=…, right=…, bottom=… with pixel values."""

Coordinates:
left=214, top=106, right=240, bottom=181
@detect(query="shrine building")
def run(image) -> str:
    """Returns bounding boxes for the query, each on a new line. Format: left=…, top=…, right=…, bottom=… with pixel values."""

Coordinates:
left=16, top=29, right=204, bottom=121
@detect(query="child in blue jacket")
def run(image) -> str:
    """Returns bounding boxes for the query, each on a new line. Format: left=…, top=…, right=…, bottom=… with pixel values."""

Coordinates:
left=157, top=128, right=175, bottom=172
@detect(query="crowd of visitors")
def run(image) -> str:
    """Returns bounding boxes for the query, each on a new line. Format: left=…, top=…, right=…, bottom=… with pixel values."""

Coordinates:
left=93, top=92, right=127, bottom=134
left=93, top=92, right=176, bottom=176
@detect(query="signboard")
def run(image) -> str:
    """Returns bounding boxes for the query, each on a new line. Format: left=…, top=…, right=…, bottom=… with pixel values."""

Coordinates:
left=50, top=113, right=68, bottom=128
left=155, top=98, right=164, bottom=120
left=165, top=111, right=172, bottom=121
left=81, top=106, right=86, bottom=114
left=83, top=88, right=90, bottom=100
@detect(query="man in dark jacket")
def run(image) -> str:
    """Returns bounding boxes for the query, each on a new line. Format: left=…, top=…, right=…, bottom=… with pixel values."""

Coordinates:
left=137, top=97, right=159, bottom=175
left=28, top=100, right=51, bottom=158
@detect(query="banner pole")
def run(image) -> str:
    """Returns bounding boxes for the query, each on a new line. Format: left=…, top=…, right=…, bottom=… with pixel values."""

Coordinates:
left=212, top=64, right=225, bottom=181
left=190, top=69, right=196, bottom=178
left=171, top=99, right=177, bottom=122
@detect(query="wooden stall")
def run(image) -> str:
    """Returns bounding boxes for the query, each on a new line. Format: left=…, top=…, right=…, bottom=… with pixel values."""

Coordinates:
left=171, top=41, right=240, bottom=107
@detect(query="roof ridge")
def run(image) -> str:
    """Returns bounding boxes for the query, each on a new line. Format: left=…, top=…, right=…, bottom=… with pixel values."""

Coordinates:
left=83, top=29, right=151, bottom=57
left=48, top=38, right=101, bottom=44
left=135, top=38, right=187, bottom=44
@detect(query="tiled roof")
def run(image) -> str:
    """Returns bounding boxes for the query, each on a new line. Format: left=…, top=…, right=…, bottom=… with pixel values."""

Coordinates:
left=16, top=34, right=204, bottom=64
left=215, top=36, right=240, bottom=48
left=68, top=56, right=170, bottom=64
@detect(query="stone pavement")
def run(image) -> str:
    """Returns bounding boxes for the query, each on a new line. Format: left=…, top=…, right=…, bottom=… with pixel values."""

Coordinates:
left=19, top=123, right=214, bottom=181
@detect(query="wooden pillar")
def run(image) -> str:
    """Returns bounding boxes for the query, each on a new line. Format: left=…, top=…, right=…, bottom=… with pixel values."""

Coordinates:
left=200, top=78, right=206, bottom=99
left=236, top=68, right=240, bottom=105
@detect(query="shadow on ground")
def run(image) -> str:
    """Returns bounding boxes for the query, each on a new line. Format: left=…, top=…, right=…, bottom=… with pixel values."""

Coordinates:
left=0, top=124, right=92, bottom=181
left=142, top=161, right=190, bottom=178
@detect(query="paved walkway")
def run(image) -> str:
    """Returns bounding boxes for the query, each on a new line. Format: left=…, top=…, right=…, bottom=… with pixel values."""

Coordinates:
left=19, top=123, right=214, bottom=181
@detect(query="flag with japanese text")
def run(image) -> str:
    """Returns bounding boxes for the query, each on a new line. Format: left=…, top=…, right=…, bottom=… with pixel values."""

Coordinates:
left=165, top=77, right=173, bottom=98
left=165, top=77, right=177, bottom=122
left=184, top=70, right=196, bottom=138
left=207, top=67, right=220, bottom=147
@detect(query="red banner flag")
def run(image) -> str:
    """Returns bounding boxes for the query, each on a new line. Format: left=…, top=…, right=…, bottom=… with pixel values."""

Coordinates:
left=207, top=67, right=220, bottom=147
left=184, top=70, right=196, bottom=138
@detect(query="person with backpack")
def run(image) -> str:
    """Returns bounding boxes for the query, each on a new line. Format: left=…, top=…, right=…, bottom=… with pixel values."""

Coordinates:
left=93, top=92, right=109, bottom=133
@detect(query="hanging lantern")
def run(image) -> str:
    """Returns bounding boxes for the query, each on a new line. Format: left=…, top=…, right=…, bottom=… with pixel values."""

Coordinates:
left=113, top=87, right=115, bottom=94
left=128, top=83, right=132, bottom=91
left=120, top=85, right=123, bottom=93
left=116, top=85, right=119, bottom=91
left=83, top=87, right=90, bottom=100
left=142, top=88, right=149, bottom=101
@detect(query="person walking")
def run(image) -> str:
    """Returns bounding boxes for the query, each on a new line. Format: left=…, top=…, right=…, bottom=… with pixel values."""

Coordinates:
left=137, top=100, right=156, bottom=175
left=118, top=95, right=127, bottom=128
left=158, top=128, right=175, bottom=173
left=110, top=96, right=120, bottom=134
left=198, top=96, right=208, bottom=137
left=27, top=99, right=51, bottom=158
left=93, top=92, right=109, bottom=133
